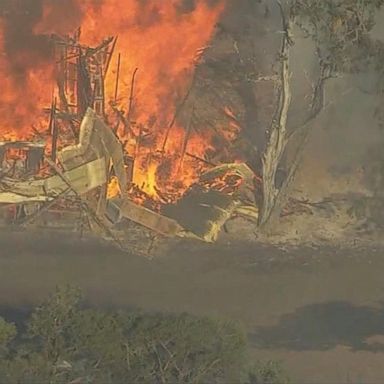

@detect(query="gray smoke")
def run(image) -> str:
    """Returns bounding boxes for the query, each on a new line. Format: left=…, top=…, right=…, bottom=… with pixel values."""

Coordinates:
left=0, top=0, right=83, bottom=83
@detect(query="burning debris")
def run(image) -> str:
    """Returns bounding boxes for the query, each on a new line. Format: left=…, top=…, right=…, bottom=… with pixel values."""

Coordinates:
left=0, top=141, right=45, bottom=176
left=0, top=8, right=260, bottom=255
left=0, top=105, right=259, bottom=252
left=163, top=163, right=258, bottom=242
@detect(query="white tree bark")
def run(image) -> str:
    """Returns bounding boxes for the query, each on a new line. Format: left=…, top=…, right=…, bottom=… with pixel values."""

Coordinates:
left=263, top=62, right=331, bottom=227
left=258, top=2, right=293, bottom=226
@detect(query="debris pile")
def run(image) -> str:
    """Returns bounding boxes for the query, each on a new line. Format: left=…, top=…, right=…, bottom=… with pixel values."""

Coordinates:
left=0, top=32, right=260, bottom=255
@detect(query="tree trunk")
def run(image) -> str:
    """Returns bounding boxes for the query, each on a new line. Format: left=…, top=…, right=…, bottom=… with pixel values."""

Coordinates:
left=263, top=63, right=330, bottom=227
left=258, top=4, right=292, bottom=226
left=258, top=1, right=332, bottom=229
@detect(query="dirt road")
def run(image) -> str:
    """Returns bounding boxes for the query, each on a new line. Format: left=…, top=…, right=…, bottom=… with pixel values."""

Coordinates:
left=1, top=231, right=384, bottom=383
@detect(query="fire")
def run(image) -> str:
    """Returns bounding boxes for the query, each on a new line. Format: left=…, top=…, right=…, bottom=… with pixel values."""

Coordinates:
left=0, top=49, right=54, bottom=140
left=71, top=0, right=226, bottom=199
left=135, top=161, right=158, bottom=198
left=107, top=176, right=120, bottom=199
left=0, top=0, right=235, bottom=203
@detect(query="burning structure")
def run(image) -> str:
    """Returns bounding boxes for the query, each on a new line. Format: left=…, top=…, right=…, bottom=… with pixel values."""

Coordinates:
left=0, top=1, right=259, bottom=254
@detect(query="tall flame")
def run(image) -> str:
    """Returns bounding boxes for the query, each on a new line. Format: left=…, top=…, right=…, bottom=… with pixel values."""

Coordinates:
left=0, top=0, right=229, bottom=200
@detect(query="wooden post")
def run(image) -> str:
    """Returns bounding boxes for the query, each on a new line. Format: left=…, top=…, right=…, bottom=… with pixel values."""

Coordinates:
left=50, top=98, right=58, bottom=162
left=126, top=67, right=138, bottom=135
left=104, top=36, right=118, bottom=77
left=179, top=106, right=194, bottom=170
left=161, top=73, right=195, bottom=152
left=114, top=53, right=121, bottom=102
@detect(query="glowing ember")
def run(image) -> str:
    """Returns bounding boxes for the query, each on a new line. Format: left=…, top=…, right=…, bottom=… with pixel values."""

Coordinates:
left=200, top=171, right=244, bottom=195
left=0, top=0, right=238, bottom=203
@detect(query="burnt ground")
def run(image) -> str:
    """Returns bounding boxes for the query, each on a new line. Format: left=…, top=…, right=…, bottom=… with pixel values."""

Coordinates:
left=1, top=231, right=384, bottom=383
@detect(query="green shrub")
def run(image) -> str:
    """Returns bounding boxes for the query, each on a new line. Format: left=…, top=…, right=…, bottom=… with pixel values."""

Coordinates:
left=0, top=286, right=289, bottom=384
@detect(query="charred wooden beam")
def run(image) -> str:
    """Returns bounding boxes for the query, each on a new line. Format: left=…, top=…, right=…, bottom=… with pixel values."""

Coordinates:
left=126, top=67, right=138, bottom=134
left=26, top=146, right=45, bottom=173
left=92, top=70, right=105, bottom=116
left=161, top=71, right=197, bottom=152
left=124, top=155, right=134, bottom=186
left=48, top=98, right=58, bottom=162
left=77, top=54, right=93, bottom=116
left=114, top=53, right=121, bottom=102
left=185, top=152, right=216, bottom=167
left=104, top=36, right=118, bottom=76
left=179, top=106, right=195, bottom=169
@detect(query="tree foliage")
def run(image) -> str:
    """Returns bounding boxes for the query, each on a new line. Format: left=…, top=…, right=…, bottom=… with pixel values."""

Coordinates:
left=0, top=286, right=289, bottom=384
left=0, top=317, right=16, bottom=357
left=291, top=0, right=384, bottom=72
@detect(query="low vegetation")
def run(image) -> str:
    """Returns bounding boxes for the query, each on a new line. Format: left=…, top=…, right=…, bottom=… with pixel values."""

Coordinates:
left=0, top=286, right=289, bottom=384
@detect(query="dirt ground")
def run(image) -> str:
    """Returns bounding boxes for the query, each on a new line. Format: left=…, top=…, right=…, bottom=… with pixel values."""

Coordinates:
left=1, top=231, right=384, bottom=384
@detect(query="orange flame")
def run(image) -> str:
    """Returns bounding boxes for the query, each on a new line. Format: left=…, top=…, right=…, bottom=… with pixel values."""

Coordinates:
left=0, top=0, right=237, bottom=202
left=71, top=0, right=225, bottom=199
left=0, top=28, right=53, bottom=140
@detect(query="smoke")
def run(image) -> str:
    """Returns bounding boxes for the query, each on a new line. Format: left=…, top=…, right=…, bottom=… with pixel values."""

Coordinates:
left=172, top=0, right=224, bottom=15
left=0, top=0, right=84, bottom=83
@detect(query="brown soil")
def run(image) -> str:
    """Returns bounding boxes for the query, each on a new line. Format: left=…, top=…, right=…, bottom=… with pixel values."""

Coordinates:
left=1, top=231, right=384, bottom=383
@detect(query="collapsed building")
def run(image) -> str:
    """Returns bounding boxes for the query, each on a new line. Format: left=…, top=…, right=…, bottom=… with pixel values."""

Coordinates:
left=0, top=31, right=259, bottom=255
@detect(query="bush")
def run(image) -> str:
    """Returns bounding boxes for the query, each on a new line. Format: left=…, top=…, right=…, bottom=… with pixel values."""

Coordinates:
left=0, top=317, right=16, bottom=357
left=0, top=286, right=289, bottom=384
left=244, top=360, right=291, bottom=384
